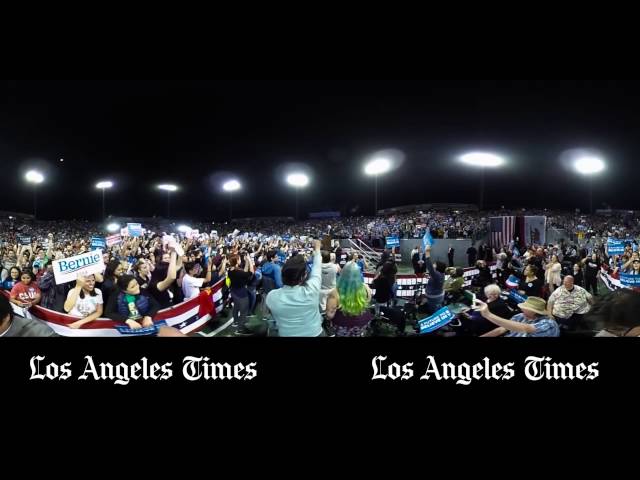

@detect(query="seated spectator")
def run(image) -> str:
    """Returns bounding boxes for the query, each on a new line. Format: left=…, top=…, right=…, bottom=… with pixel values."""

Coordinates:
left=105, top=274, right=160, bottom=330
left=326, top=262, right=373, bottom=336
left=63, top=274, right=104, bottom=329
left=460, top=284, right=513, bottom=336
left=474, top=296, right=560, bottom=337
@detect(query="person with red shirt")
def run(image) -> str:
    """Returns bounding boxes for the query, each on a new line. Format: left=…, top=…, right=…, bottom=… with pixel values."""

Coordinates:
left=10, top=271, right=42, bottom=308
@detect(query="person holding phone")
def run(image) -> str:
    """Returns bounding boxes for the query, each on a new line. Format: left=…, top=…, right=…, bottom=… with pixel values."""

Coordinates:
left=473, top=296, right=559, bottom=337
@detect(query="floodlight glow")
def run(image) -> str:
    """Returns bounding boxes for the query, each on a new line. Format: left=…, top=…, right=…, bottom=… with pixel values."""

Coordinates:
left=106, top=223, right=120, bottom=233
left=177, top=225, right=191, bottom=233
left=96, top=181, right=114, bottom=189
left=25, top=170, right=44, bottom=184
left=223, top=180, right=241, bottom=192
left=364, top=157, right=392, bottom=176
left=287, top=173, right=309, bottom=187
left=459, top=152, right=505, bottom=168
left=574, top=156, right=605, bottom=175
left=158, top=184, right=178, bottom=192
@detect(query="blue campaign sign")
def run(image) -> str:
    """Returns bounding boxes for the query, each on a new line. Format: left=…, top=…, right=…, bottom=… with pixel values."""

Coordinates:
left=386, top=236, right=400, bottom=248
left=127, top=223, right=143, bottom=238
left=607, top=238, right=625, bottom=255
left=115, top=320, right=167, bottom=336
left=276, top=251, right=287, bottom=264
left=418, top=307, right=455, bottom=334
left=620, top=273, right=640, bottom=288
left=90, top=237, right=106, bottom=251
left=508, top=290, right=528, bottom=304
left=282, top=234, right=291, bottom=242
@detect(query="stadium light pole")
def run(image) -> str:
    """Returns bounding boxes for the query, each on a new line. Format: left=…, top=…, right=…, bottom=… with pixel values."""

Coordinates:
left=223, top=180, right=241, bottom=221
left=96, top=181, right=114, bottom=221
left=286, top=173, right=309, bottom=221
left=157, top=184, right=178, bottom=218
left=364, top=157, right=392, bottom=216
left=574, top=156, right=605, bottom=214
left=459, top=152, right=505, bottom=211
left=25, top=170, right=44, bottom=219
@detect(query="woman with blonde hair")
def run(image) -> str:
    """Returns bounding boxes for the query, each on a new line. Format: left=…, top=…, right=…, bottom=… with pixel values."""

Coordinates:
left=326, top=262, right=373, bottom=336
left=544, top=254, right=562, bottom=294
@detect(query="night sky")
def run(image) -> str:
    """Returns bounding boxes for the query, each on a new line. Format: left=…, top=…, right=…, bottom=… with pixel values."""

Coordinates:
left=1, top=80, right=638, bottom=221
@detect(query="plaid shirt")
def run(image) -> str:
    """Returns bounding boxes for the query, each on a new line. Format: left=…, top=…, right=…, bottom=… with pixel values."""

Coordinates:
left=505, top=313, right=560, bottom=337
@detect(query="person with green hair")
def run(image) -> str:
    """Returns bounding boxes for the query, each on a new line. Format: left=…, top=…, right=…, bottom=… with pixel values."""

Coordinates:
left=326, top=261, right=373, bottom=336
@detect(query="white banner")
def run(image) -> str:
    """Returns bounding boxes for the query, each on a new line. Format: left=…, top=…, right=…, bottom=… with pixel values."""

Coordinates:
left=52, top=249, right=105, bottom=285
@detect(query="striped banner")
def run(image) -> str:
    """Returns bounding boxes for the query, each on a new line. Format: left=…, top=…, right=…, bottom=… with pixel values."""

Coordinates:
left=2, top=278, right=225, bottom=337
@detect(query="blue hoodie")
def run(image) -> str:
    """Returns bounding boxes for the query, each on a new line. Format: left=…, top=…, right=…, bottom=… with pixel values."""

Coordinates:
left=261, top=261, right=283, bottom=289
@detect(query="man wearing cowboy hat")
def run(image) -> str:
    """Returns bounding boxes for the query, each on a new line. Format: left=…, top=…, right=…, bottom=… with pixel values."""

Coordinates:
left=473, top=296, right=560, bottom=337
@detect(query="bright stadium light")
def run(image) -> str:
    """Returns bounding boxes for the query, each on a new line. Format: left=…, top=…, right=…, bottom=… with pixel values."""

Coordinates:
left=106, top=223, right=120, bottom=233
left=96, top=181, right=113, bottom=189
left=458, top=151, right=506, bottom=210
left=459, top=152, right=505, bottom=168
left=223, top=180, right=241, bottom=192
left=96, top=181, right=114, bottom=220
left=157, top=184, right=178, bottom=218
left=177, top=225, right=191, bottom=233
left=286, top=173, right=310, bottom=220
left=574, top=156, right=605, bottom=175
left=573, top=155, right=606, bottom=214
left=286, top=173, right=309, bottom=188
left=25, top=170, right=44, bottom=184
left=25, top=170, right=45, bottom=219
left=364, top=157, right=392, bottom=176
left=223, top=179, right=241, bottom=221
left=364, top=156, right=393, bottom=215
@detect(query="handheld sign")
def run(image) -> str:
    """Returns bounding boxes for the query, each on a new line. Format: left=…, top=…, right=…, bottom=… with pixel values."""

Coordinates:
left=53, top=249, right=105, bottom=285
left=90, top=237, right=107, bottom=251
left=620, top=273, right=640, bottom=288
left=607, top=238, right=625, bottom=255
left=127, top=223, right=143, bottom=238
left=418, top=307, right=455, bottom=334
left=18, top=235, right=32, bottom=246
left=386, top=236, right=400, bottom=248
left=121, top=228, right=130, bottom=238
left=106, top=234, right=122, bottom=247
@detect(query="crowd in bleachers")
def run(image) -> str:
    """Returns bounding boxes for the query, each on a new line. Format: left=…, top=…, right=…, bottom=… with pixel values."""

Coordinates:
left=1, top=207, right=640, bottom=338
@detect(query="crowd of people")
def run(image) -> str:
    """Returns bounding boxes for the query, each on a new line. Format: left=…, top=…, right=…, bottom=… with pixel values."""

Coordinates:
left=1, top=206, right=639, bottom=338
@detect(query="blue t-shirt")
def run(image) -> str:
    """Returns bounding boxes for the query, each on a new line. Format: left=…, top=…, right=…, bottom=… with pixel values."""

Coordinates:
left=505, top=313, right=560, bottom=337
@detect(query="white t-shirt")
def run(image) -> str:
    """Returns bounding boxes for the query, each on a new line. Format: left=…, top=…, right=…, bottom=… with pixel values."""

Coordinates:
left=182, top=274, right=205, bottom=300
left=67, top=288, right=103, bottom=318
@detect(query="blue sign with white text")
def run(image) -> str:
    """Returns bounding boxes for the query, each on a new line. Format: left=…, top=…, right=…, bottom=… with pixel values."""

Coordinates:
left=508, top=290, right=528, bottom=304
left=620, top=273, right=640, bottom=288
left=90, top=237, right=106, bottom=251
left=127, top=223, right=143, bottom=238
left=607, top=238, right=625, bottom=255
left=418, top=307, right=454, bottom=334
left=386, top=236, right=400, bottom=248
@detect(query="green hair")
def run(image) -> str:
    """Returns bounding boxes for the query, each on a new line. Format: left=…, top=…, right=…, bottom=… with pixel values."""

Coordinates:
left=337, top=262, right=369, bottom=316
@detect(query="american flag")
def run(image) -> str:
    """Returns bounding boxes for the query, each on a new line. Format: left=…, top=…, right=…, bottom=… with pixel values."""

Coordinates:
left=490, top=216, right=515, bottom=250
